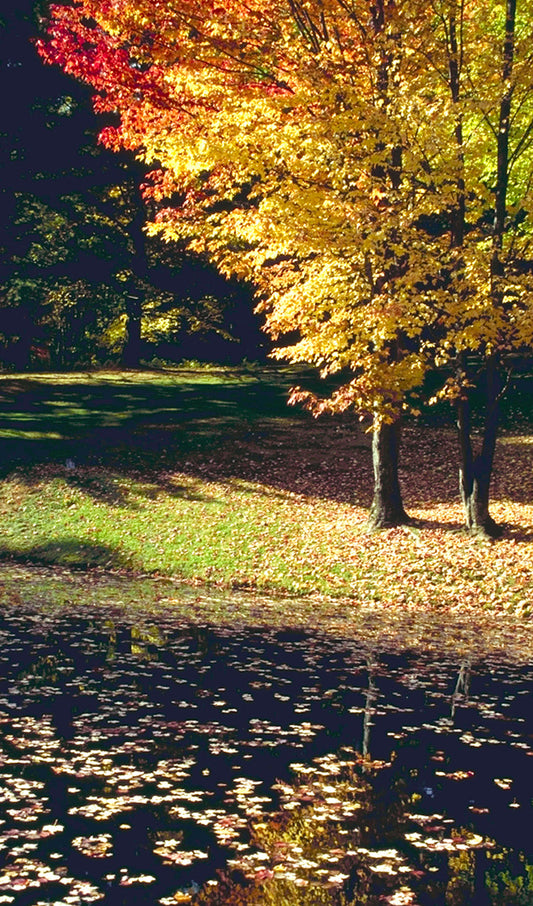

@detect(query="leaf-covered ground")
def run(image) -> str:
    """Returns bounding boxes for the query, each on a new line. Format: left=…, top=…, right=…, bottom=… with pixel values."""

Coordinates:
left=0, top=368, right=532, bottom=614
left=1, top=370, right=533, bottom=906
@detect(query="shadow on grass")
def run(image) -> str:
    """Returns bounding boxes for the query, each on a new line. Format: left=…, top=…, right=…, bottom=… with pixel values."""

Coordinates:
left=0, top=370, right=295, bottom=440
left=62, top=470, right=213, bottom=509
left=64, top=472, right=140, bottom=509
left=0, top=538, right=120, bottom=570
left=0, top=370, right=377, bottom=507
left=0, top=369, right=306, bottom=476
left=1, top=370, right=533, bottom=521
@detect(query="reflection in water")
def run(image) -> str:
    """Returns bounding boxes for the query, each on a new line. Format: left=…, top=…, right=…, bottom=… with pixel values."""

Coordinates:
left=362, top=658, right=379, bottom=760
left=0, top=606, right=530, bottom=903
left=451, top=660, right=471, bottom=720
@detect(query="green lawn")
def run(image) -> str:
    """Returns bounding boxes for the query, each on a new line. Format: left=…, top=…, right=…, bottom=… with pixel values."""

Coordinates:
left=0, top=366, right=532, bottom=613
left=0, top=365, right=303, bottom=468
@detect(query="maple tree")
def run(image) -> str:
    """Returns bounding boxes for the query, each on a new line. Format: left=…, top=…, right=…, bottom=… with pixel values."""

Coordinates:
left=431, top=0, right=533, bottom=536
left=39, top=0, right=533, bottom=532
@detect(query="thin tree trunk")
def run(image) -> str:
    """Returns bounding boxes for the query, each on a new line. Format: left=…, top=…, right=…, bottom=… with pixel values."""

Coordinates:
left=121, top=292, right=142, bottom=368
left=368, top=415, right=410, bottom=529
left=455, top=1, right=514, bottom=540
left=121, top=181, right=149, bottom=369
left=457, top=360, right=501, bottom=537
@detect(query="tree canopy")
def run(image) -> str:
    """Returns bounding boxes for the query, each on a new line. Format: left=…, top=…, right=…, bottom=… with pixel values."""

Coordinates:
left=1, top=0, right=261, bottom=370
left=40, top=0, right=533, bottom=529
left=39, top=0, right=533, bottom=398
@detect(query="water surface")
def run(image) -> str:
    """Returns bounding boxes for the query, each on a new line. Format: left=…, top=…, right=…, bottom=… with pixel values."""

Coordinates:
left=0, top=583, right=531, bottom=904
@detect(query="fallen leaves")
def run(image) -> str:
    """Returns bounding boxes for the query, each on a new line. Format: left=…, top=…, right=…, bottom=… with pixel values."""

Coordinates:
left=1, top=413, right=533, bottom=612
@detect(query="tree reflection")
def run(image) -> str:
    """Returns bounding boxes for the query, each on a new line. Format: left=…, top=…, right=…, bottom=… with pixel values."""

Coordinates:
left=193, top=749, right=533, bottom=906
left=362, top=658, right=379, bottom=760
left=451, top=659, right=472, bottom=720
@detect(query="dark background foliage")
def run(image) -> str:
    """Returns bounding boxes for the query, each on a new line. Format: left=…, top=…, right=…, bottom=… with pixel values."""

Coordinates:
left=0, top=0, right=266, bottom=370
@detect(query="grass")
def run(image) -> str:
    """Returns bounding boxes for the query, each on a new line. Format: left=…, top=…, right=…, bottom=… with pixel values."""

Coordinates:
left=0, top=365, right=533, bottom=615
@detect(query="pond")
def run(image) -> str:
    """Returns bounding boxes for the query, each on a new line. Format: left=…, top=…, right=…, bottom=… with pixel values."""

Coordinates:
left=0, top=574, right=532, bottom=905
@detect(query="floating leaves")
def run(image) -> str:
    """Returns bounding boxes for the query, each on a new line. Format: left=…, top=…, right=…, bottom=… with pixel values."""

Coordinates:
left=71, top=834, right=112, bottom=858
left=494, top=778, right=513, bottom=790
left=153, top=838, right=208, bottom=866
left=0, top=603, right=530, bottom=904
left=404, top=830, right=488, bottom=853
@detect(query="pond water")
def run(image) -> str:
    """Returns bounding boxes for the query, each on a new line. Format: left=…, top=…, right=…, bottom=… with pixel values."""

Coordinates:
left=0, top=595, right=532, bottom=905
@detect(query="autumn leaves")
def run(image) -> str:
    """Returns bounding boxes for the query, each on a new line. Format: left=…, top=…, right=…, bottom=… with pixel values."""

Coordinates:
left=40, top=1, right=533, bottom=534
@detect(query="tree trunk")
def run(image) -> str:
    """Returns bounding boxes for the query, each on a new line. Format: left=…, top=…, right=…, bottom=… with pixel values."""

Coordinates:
left=121, top=293, right=142, bottom=368
left=459, top=458, right=496, bottom=536
left=367, top=416, right=410, bottom=529
left=121, top=181, right=150, bottom=369
left=457, top=360, right=502, bottom=537
left=455, top=3, right=514, bottom=541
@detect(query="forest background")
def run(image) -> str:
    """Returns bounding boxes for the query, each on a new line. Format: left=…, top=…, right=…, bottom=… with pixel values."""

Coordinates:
left=1, top=0, right=265, bottom=372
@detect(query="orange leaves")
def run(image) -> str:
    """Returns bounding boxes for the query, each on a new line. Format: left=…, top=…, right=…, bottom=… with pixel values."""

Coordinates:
left=34, top=1, right=443, bottom=417
left=39, top=0, right=533, bottom=428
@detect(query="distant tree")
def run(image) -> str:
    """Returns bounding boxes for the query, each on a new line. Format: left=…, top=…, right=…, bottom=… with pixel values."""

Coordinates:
left=1, top=0, right=260, bottom=370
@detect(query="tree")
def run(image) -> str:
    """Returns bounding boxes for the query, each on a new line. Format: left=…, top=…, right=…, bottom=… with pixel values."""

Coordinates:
left=40, top=0, right=533, bottom=531
left=2, top=0, right=258, bottom=371
left=417, top=0, right=533, bottom=534
left=38, top=0, right=434, bottom=525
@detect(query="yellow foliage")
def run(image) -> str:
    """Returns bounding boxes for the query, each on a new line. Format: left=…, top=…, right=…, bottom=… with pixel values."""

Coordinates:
left=44, top=0, right=533, bottom=416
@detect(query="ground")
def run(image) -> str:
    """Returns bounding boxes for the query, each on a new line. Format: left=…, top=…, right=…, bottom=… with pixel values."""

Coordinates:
left=0, top=366, right=532, bottom=615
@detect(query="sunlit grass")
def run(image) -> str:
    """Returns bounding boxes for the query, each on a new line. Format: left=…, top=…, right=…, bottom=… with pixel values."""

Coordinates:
left=0, top=466, right=355, bottom=595
left=1, top=456, right=533, bottom=613
left=0, top=430, right=64, bottom=440
left=0, top=367, right=533, bottom=613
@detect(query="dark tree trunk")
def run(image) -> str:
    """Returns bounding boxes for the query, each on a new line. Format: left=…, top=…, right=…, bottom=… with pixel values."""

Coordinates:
left=121, top=293, right=142, bottom=368
left=454, top=1, right=514, bottom=541
left=9, top=336, right=32, bottom=371
left=120, top=181, right=149, bottom=369
left=457, top=360, right=502, bottom=537
left=368, top=416, right=410, bottom=529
